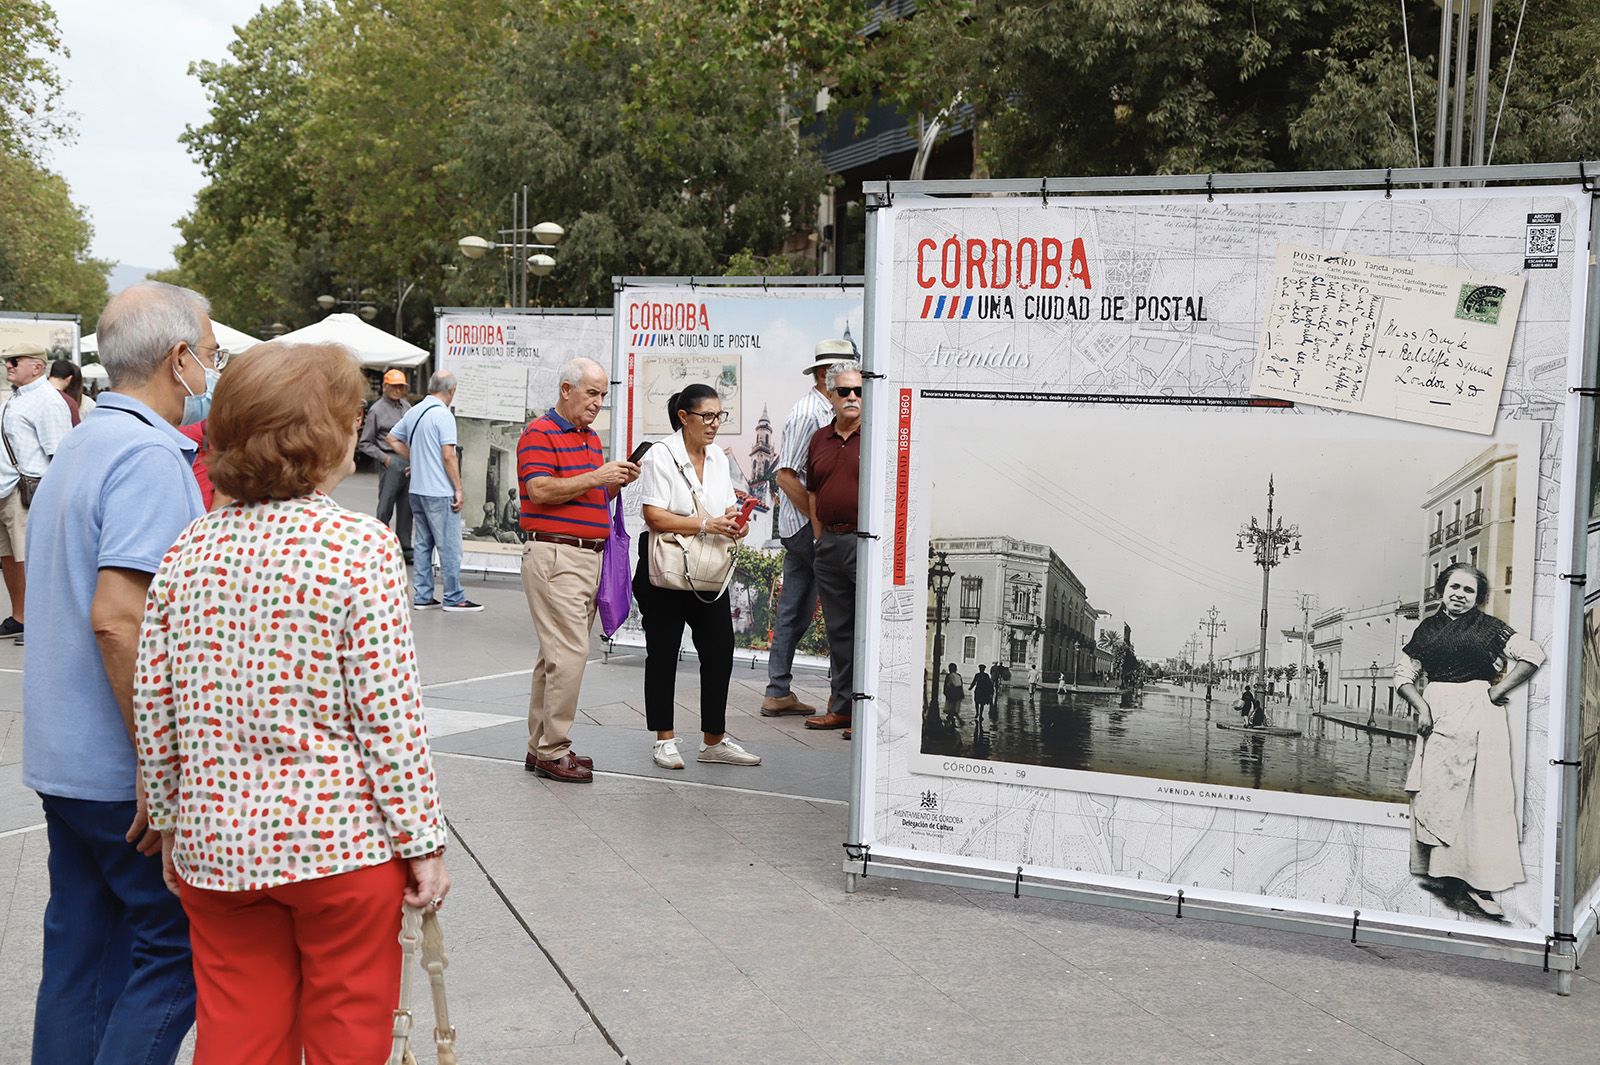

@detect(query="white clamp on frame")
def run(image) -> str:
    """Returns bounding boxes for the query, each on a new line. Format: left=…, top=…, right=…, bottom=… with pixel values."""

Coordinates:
left=390, top=903, right=459, bottom=1065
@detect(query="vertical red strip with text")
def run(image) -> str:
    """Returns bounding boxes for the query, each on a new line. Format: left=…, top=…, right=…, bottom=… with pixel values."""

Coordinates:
left=893, top=389, right=912, bottom=585
left=626, top=352, right=636, bottom=457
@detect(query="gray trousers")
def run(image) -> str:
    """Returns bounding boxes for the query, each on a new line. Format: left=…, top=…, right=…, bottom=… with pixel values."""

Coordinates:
left=376, top=457, right=412, bottom=552
left=765, top=527, right=819, bottom=698
left=813, top=530, right=856, bottom=719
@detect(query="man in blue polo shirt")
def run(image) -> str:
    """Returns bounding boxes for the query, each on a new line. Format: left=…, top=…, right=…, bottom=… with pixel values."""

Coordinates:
left=388, top=369, right=482, bottom=613
left=22, top=281, right=215, bottom=1064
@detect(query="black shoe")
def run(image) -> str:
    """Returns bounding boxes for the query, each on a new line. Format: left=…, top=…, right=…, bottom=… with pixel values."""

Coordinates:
left=412, top=599, right=443, bottom=611
left=0, top=616, right=21, bottom=638
left=442, top=599, right=484, bottom=613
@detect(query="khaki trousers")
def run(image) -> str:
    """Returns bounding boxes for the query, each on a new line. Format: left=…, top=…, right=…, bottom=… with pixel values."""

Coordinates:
left=521, top=539, right=602, bottom=760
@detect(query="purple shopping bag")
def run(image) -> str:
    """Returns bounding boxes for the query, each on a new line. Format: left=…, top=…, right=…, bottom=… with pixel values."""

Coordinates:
left=597, top=495, right=632, bottom=638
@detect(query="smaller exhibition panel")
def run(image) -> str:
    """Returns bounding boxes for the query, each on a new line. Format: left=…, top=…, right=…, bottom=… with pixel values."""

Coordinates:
left=607, top=277, right=862, bottom=655
left=433, top=307, right=612, bottom=575
left=850, top=164, right=1600, bottom=980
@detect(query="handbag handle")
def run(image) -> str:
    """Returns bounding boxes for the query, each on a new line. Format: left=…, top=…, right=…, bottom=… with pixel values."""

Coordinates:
left=390, top=904, right=458, bottom=1065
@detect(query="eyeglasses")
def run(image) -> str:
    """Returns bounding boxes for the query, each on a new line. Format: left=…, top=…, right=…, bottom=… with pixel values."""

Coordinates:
left=833, top=386, right=863, bottom=398
left=688, top=410, right=730, bottom=426
left=194, top=341, right=231, bottom=370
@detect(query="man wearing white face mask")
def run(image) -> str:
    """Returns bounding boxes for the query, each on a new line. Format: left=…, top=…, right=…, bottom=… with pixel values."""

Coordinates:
left=21, top=282, right=211, bottom=1065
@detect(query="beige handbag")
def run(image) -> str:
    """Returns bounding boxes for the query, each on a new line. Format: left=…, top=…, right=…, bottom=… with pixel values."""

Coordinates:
left=646, top=443, right=735, bottom=601
left=389, top=904, right=458, bottom=1065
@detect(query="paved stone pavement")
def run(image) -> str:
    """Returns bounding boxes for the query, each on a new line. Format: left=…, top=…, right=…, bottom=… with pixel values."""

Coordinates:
left=2, top=472, right=1597, bottom=1064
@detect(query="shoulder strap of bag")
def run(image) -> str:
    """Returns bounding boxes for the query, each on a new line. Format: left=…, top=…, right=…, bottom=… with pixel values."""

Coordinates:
left=0, top=400, right=19, bottom=472
left=391, top=904, right=458, bottom=1065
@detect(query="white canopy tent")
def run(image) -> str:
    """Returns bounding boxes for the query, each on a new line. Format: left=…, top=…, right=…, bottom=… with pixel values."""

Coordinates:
left=272, top=314, right=429, bottom=369
left=81, top=320, right=261, bottom=356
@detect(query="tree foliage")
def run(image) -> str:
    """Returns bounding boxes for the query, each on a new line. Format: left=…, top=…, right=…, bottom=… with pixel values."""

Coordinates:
left=0, top=0, right=70, bottom=162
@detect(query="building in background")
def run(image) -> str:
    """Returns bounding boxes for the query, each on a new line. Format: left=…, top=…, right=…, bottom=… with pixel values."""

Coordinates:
left=1422, top=444, right=1518, bottom=620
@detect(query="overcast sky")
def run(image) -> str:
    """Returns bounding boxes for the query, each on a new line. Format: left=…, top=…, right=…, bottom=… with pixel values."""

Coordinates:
left=45, top=1, right=263, bottom=271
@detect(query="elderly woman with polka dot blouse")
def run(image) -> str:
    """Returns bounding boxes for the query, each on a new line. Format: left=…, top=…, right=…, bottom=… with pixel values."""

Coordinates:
left=133, top=342, right=449, bottom=1064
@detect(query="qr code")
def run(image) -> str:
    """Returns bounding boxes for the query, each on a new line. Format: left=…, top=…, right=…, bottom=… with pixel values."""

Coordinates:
left=1526, top=225, right=1559, bottom=256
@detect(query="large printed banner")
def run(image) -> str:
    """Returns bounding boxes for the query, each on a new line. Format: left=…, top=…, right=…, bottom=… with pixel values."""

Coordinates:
left=611, top=283, right=862, bottom=652
left=863, top=187, right=1592, bottom=941
left=435, top=309, right=611, bottom=573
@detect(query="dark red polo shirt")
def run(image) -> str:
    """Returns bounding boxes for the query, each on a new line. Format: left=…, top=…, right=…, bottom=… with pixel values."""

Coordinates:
left=805, top=419, right=861, bottom=530
left=517, top=408, right=609, bottom=538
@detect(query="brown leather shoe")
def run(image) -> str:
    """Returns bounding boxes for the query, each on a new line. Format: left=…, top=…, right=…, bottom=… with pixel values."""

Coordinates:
left=525, top=752, right=593, bottom=772
left=531, top=752, right=593, bottom=782
left=760, top=693, right=817, bottom=717
left=804, top=712, right=852, bottom=730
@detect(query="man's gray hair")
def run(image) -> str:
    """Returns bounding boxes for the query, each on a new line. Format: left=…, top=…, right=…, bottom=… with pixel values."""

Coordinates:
left=96, top=282, right=211, bottom=389
left=825, top=360, right=862, bottom=392
left=558, top=356, right=605, bottom=395
left=427, top=370, right=457, bottom=395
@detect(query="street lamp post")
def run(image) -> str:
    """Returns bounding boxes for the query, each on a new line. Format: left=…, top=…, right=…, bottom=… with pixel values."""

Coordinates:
left=1199, top=605, right=1225, bottom=705
left=1368, top=661, right=1380, bottom=728
left=316, top=288, right=378, bottom=320
left=926, top=549, right=955, bottom=717
left=458, top=184, right=564, bottom=308
left=1236, top=475, right=1301, bottom=694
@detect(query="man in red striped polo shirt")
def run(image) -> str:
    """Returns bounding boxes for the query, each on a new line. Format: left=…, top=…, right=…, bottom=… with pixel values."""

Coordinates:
left=518, top=357, right=639, bottom=782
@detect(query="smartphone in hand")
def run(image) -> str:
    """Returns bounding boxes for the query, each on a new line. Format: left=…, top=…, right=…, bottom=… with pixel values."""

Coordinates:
left=736, top=495, right=762, bottom=528
left=628, top=441, right=652, bottom=465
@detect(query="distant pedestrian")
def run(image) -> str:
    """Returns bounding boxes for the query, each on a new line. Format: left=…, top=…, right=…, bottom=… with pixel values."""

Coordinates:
left=942, top=662, right=965, bottom=719
left=635, top=383, right=761, bottom=770
left=135, top=341, right=449, bottom=1063
left=762, top=338, right=855, bottom=718
left=47, top=358, right=89, bottom=425
left=388, top=370, right=481, bottom=612
left=359, top=367, right=414, bottom=562
left=0, top=342, right=74, bottom=645
left=518, top=357, right=639, bottom=781
left=803, top=360, right=864, bottom=736
left=970, top=664, right=994, bottom=715
left=22, top=282, right=214, bottom=1064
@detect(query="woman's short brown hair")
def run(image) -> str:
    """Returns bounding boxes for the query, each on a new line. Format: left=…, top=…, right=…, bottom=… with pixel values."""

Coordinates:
left=207, top=342, right=366, bottom=504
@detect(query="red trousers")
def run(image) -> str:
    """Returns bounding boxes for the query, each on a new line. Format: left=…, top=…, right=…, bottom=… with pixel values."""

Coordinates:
left=180, top=859, right=407, bottom=1065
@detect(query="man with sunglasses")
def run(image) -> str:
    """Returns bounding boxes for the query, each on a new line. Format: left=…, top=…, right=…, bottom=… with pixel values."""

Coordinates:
left=0, top=342, right=74, bottom=644
left=804, top=361, right=865, bottom=736
left=762, top=338, right=856, bottom=718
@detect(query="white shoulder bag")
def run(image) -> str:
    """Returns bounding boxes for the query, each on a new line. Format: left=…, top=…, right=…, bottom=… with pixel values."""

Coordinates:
left=646, top=440, right=736, bottom=602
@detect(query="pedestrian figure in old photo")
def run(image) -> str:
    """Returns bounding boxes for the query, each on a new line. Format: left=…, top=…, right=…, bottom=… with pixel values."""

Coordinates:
left=942, top=662, right=966, bottom=723
left=635, top=383, right=761, bottom=769
left=761, top=338, right=855, bottom=718
left=519, top=357, right=639, bottom=782
left=359, top=367, right=414, bottom=561
left=1397, top=562, right=1545, bottom=920
left=970, top=663, right=994, bottom=717
left=21, top=282, right=213, bottom=1064
left=804, top=361, right=865, bottom=738
left=134, top=342, right=449, bottom=1063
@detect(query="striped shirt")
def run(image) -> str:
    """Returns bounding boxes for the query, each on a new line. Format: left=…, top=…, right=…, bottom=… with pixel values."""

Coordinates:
left=775, top=386, right=835, bottom=538
left=517, top=407, right=609, bottom=538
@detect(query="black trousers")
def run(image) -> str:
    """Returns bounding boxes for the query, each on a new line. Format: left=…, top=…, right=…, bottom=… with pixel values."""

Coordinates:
left=814, top=530, right=857, bottom=719
left=633, top=535, right=734, bottom=735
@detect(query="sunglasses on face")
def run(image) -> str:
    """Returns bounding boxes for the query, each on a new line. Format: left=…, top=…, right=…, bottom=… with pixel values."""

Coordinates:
left=833, top=386, right=862, bottom=398
left=688, top=410, right=729, bottom=426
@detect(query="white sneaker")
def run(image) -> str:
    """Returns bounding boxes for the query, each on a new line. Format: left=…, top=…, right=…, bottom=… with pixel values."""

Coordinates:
left=698, top=738, right=761, bottom=766
left=652, top=738, right=685, bottom=770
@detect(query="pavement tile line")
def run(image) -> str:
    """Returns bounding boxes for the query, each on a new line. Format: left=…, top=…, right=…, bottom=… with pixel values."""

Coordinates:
left=432, top=749, right=849, bottom=807
left=447, top=815, right=630, bottom=1064
left=0, top=823, right=44, bottom=839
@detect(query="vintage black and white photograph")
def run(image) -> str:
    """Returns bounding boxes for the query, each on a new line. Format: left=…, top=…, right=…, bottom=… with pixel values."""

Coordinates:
left=913, top=403, right=1542, bottom=830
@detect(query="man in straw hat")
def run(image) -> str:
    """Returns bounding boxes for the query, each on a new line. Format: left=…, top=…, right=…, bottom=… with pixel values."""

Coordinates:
left=358, top=368, right=414, bottom=561
left=760, top=337, right=857, bottom=717
left=0, top=340, right=73, bottom=644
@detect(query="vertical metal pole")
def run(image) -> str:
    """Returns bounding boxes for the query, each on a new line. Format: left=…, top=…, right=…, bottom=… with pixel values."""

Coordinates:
left=1433, top=0, right=1453, bottom=168
left=1450, top=0, right=1471, bottom=168
left=1556, top=196, right=1600, bottom=992
left=1470, top=0, right=1493, bottom=166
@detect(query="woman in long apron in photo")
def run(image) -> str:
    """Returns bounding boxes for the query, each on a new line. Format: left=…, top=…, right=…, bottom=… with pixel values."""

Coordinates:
left=1395, top=562, right=1545, bottom=920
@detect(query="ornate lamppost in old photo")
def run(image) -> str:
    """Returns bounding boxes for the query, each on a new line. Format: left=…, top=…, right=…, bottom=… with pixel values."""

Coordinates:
left=926, top=548, right=955, bottom=718
left=1237, top=475, right=1301, bottom=695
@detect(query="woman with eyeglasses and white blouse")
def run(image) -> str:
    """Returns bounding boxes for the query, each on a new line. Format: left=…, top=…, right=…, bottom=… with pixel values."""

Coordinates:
left=633, top=382, right=762, bottom=771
